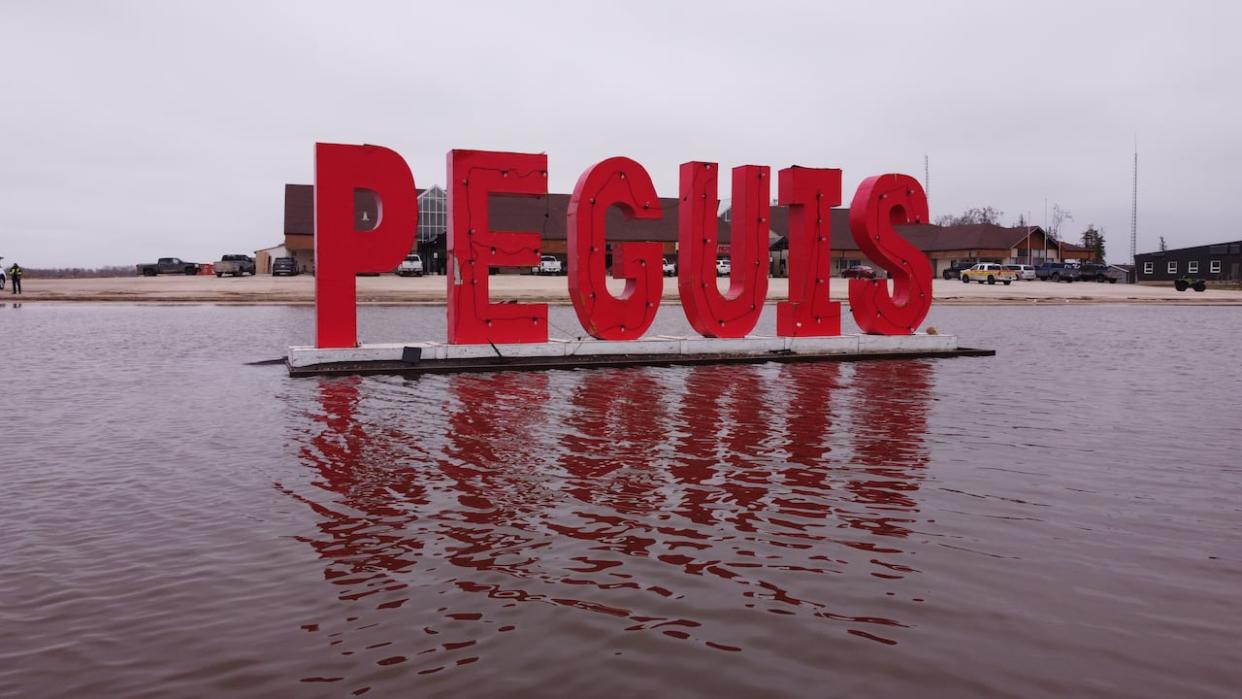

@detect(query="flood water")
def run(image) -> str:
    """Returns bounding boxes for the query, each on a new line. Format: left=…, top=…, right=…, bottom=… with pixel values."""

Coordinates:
left=2, top=302, right=1239, bottom=697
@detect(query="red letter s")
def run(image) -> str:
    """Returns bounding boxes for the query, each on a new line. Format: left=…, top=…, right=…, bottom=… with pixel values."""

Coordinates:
left=847, top=174, right=931, bottom=335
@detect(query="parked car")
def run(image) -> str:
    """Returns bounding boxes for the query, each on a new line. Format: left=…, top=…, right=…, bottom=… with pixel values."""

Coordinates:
left=662, top=258, right=677, bottom=277
left=272, top=256, right=299, bottom=276
left=136, top=257, right=200, bottom=276
left=716, top=258, right=731, bottom=276
left=1003, top=264, right=1036, bottom=281
left=941, top=261, right=978, bottom=280
left=396, top=253, right=424, bottom=277
left=1078, top=262, right=1122, bottom=283
left=1035, top=262, right=1081, bottom=282
left=532, top=255, right=562, bottom=276
left=214, top=254, right=255, bottom=277
left=960, top=263, right=1016, bottom=285
left=841, top=264, right=877, bottom=279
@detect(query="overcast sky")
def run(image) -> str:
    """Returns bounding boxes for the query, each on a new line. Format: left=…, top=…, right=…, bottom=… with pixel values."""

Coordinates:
left=2, top=0, right=1240, bottom=267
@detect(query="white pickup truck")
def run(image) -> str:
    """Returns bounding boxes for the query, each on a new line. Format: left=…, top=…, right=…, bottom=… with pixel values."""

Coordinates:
left=396, top=254, right=424, bottom=277
left=533, top=255, right=563, bottom=275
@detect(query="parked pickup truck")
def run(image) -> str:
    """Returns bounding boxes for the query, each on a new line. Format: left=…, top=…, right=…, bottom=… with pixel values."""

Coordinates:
left=396, top=253, right=424, bottom=277
left=532, top=255, right=563, bottom=275
left=1035, top=262, right=1081, bottom=282
left=942, top=261, right=977, bottom=280
left=214, top=254, right=255, bottom=277
left=137, top=257, right=200, bottom=276
left=1077, top=262, right=1123, bottom=283
left=960, top=263, right=1016, bottom=285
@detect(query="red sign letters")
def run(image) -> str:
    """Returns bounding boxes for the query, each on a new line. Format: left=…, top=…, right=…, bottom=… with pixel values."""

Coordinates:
left=567, top=157, right=665, bottom=341
left=446, top=150, right=549, bottom=344
left=313, top=143, right=932, bottom=349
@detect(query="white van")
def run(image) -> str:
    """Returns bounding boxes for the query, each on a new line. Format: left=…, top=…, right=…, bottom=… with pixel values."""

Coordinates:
left=1003, top=263, right=1036, bottom=280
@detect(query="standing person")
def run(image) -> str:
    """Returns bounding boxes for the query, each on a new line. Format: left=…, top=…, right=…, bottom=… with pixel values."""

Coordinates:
left=9, top=263, right=22, bottom=295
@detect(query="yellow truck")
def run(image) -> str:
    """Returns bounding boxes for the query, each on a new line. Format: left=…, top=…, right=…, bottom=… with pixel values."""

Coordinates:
left=960, top=263, right=1016, bottom=285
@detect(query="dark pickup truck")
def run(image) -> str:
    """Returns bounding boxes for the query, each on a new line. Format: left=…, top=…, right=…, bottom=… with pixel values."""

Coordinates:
left=1077, top=262, right=1123, bottom=283
left=1035, top=262, right=1081, bottom=282
left=941, top=261, right=977, bottom=280
left=137, top=257, right=200, bottom=276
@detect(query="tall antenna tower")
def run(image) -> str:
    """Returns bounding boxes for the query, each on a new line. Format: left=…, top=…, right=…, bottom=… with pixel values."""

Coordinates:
left=1130, top=141, right=1138, bottom=265
left=924, top=154, right=930, bottom=199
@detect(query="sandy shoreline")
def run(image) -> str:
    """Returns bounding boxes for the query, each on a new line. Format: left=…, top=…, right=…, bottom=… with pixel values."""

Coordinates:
left=7, top=275, right=1242, bottom=305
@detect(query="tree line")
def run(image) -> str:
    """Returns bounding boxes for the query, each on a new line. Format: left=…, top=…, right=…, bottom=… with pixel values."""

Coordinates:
left=18, top=266, right=135, bottom=278
left=937, top=205, right=1106, bottom=262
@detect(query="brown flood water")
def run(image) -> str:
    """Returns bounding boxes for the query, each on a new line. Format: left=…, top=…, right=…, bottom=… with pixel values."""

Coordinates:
left=1, top=303, right=1239, bottom=697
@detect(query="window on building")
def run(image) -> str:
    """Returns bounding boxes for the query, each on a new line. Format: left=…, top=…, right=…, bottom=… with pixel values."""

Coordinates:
left=416, top=186, right=447, bottom=245
left=1211, top=260, right=1222, bottom=273
left=1167, top=261, right=1177, bottom=274
left=1143, top=262, right=1153, bottom=274
left=1231, top=244, right=1242, bottom=255
left=1188, top=261, right=1199, bottom=273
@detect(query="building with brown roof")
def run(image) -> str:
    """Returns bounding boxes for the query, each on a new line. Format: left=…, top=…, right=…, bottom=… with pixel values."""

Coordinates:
left=267, top=183, right=1089, bottom=278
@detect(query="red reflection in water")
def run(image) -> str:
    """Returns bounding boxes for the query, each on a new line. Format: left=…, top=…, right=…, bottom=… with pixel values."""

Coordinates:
left=284, top=377, right=430, bottom=582
left=286, top=360, right=935, bottom=688
left=556, top=367, right=665, bottom=518
left=670, top=365, right=777, bottom=533
left=434, top=371, right=555, bottom=574
left=845, top=361, right=933, bottom=538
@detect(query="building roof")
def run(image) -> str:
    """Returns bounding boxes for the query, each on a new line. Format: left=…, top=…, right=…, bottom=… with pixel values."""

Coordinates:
left=284, top=184, right=398, bottom=236
left=487, top=193, right=690, bottom=242
left=285, top=183, right=1085, bottom=254
left=1135, top=239, right=1242, bottom=257
left=284, top=185, right=313, bottom=236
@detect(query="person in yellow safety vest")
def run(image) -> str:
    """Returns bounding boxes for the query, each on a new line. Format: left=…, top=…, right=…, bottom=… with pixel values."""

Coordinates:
left=9, top=263, right=22, bottom=295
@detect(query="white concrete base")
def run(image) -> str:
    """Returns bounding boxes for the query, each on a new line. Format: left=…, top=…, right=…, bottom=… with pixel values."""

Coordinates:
left=287, top=333, right=959, bottom=369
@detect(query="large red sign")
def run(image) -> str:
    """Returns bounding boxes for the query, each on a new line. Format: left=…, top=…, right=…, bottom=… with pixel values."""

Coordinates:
left=313, top=143, right=932, bottom=349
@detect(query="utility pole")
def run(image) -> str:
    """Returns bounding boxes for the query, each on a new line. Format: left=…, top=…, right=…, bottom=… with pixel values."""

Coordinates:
left=924, top=154, right=930, bottom=199
left=1026, top=212, right=1032, bottom=265
left=1130, top=140, right=1138, bottom=268
left=1043, top=198, right=1048, bottom=263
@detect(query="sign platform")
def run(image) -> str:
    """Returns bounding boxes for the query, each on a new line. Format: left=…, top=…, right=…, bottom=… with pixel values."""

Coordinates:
left=287, top=334, right=993, bottom=377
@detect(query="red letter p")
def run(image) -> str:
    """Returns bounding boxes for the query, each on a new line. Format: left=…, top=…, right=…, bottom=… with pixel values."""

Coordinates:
left=314, top=143, right=418, bottom=348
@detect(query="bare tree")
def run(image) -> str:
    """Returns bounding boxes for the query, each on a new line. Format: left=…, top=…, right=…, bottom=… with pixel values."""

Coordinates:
left=1048, top=204, right=1073, bottom=242
left=935, top=206, right=1005, bottom=226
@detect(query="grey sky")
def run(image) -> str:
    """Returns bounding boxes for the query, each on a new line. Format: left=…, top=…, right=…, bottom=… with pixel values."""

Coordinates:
left=2, top=0, right=1239, bottom=267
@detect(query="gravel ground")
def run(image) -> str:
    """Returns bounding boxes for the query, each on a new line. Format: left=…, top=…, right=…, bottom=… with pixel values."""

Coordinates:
left=8, top=274, right=1241, bottom=305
